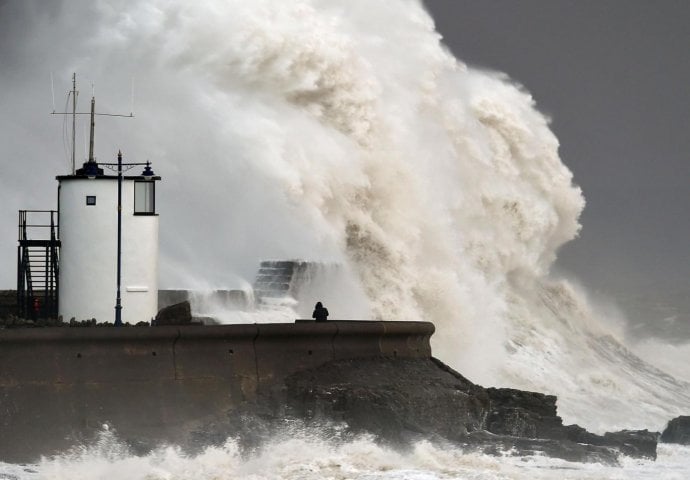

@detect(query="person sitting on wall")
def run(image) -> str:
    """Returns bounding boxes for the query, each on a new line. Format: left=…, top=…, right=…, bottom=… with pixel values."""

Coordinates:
left=312, top=302, right=329, bottom=322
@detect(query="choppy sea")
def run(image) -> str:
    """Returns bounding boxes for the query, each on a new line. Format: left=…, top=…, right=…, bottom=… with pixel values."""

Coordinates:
left=2, top=434, right=689, bottom=480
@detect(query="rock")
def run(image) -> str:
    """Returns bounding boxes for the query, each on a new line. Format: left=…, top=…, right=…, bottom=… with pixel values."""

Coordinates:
left=462, top=430, right=620, bottom=465
left=484, top=387, right=562, bottom=439
left=271, top=357, right=656, bottom=464
left=602, top=430, right=658, bottom=459
left=283, top=357, right=487, bottom=446
left=661, top=416, right=690, bottom=444
left=154, top=301, right=192, bottom=326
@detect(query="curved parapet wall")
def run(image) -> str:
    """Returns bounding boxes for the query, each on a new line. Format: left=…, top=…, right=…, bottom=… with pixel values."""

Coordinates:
left=0, top=321, right=433, bottom=463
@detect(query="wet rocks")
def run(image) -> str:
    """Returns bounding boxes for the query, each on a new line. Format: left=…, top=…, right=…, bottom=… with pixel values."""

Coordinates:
left=557, top=424, right=658, bottom=460
left=0, top=315, right=68, bottom=328
left=660, top=416, right=690, bottom=444
left=153, top=300, right=192, bottom=325
left=484, top=387, right=561, bottom=439
left=272, top=357, right=658, bottom=464
left=283, top=357, right=487, bottom=445
left=0, top=314, right=150, bottom=328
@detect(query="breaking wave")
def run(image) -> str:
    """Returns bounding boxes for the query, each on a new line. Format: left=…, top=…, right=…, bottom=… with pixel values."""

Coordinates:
left=3, top=427, right=690, bottom=480
left=5, top=0, right=688, bottom=436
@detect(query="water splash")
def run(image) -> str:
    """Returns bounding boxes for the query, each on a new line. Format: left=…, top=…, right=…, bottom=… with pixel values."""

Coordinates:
left=4, top=427, right=689, bottom=480
left=2, top=0, right=688, bottom=434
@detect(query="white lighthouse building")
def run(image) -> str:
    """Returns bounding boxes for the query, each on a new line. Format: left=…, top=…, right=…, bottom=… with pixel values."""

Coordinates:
left=15, top=75, right=162, bottom=324
left=57, top=156, right=160, bottom=324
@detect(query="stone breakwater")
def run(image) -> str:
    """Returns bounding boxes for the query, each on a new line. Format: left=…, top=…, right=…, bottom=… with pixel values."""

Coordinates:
left=215, top=357, right=658, bottom=465
left=0, top=321, right=659, bottom=464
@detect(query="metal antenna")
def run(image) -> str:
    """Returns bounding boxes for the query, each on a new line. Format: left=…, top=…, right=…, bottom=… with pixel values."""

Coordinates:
left=51, top=73, right=135, bottom=174
left=71, top=73, right=78, bottom=174
left=50, top=72, right=56, bottom=113
left=88, top=96, right=96, bottom=163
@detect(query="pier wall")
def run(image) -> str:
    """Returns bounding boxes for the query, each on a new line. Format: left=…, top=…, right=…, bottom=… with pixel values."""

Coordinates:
left=0, top=321, right=433, bottom=462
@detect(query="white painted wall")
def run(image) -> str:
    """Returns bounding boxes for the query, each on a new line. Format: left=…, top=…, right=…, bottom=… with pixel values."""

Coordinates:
left=58, top=176, right=159, bottom=323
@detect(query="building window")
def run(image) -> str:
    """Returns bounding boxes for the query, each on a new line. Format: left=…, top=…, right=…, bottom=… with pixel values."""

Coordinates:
left=86, top=195, right=96, bottom=206
left=134, top=181, right=155, bottom=214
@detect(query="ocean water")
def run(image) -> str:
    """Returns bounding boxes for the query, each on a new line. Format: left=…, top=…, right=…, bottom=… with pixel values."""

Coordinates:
left=1, top=0, right=689, bottom=477
left=2, top=432, right=690, bottom=480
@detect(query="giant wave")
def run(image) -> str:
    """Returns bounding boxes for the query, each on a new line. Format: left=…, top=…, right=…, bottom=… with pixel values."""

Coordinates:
left=2, top=0, right=688, bottom=445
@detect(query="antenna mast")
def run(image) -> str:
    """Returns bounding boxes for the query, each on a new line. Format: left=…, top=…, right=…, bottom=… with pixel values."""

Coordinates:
left=71, top=73, right=78, bottom=174
left=52, top=73, right=134, bottom=174
left=88, top=96, right=96, bottom=163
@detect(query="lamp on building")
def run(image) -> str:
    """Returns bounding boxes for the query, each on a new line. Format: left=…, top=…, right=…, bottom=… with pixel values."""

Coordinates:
left=83, top=161, right=100, bottom=179
left=141, top=162, right=155, bottom=178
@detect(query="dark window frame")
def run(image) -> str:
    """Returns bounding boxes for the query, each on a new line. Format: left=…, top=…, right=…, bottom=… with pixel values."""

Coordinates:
left=86, top=195, right=96, bottom=206
left=134, top=181, right=156, bottom=215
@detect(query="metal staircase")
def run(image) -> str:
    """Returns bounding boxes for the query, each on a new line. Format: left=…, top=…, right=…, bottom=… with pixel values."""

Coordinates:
left=17, top=210, right=60, bottom=319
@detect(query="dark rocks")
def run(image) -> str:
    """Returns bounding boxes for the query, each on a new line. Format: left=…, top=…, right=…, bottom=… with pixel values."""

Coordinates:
left=154, top=301, right=192, bottom=325
left=484, top=387, right=561, bottom=439
left=557, top=424, right=658, bottom=460
left=262, top=357, right=658, bottom=464
left=283, top=357, right=487, bottom=445
left=0, top=290, right=17, bottom=319
left=661, top=416, right=690, bottom=444
left=461, top=430, right=620, bottom=465
left=0, top=315, right=149, bottom=328
left=602, top=430, right=659, bottom=459
left=0, top=315, right=67, bottom=328
left=0, top=315, right=24, bottom=327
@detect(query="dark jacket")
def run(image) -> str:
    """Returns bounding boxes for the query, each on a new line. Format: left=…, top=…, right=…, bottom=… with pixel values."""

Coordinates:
left=312, top=303, right=329, bottom=322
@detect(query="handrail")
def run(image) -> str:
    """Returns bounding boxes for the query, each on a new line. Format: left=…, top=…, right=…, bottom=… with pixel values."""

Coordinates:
left=18, top=210, right=59, bottom=242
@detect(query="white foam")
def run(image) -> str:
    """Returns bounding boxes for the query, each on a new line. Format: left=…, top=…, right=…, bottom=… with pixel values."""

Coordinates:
left=3, top=431, right=689, bottom=480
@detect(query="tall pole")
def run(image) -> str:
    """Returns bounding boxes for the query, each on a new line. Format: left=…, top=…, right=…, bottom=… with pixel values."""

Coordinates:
left=114, top=151, right=123, bottom=326
left=71, top=73, right=77, bottom=174
left=88, top=97, right=96, bottom=162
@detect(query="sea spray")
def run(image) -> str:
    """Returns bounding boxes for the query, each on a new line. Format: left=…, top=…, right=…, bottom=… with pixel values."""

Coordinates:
left=5, top=426, right=689, bottom=480
left=2, top=0, right=689, bottom=435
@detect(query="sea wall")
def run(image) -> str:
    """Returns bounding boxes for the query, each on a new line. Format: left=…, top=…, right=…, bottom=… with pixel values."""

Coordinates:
left=0, top=321, right=433, bottom=463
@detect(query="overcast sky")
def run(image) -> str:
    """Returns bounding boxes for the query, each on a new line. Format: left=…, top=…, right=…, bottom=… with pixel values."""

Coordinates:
left=424, top=0, right=690, bottom=333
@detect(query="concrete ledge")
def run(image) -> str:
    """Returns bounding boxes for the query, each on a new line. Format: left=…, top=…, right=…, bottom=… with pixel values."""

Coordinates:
left=0, top=320, right=434, bottom=463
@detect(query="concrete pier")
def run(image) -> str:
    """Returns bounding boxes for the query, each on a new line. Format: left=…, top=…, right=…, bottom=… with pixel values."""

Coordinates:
left=0, top=321, right=433, bottom=462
